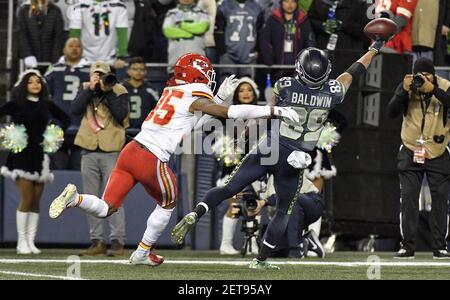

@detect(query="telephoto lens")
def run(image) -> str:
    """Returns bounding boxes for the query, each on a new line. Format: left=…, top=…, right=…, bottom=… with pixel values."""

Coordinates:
left=412, top=74, right=425, bottom=90
left=101, top=73, right=117, bottom=87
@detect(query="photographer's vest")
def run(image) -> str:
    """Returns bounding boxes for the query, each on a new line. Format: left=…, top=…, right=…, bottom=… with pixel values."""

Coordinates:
left=75, top=83, right=130, bottom=152
left=401, top=76, right=450, bottom=159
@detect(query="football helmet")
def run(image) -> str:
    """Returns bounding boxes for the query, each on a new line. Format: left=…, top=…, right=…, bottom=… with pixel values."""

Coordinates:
left=173, top=53, right=216, bottom=91
left=295, top=47, right=331, bottom=89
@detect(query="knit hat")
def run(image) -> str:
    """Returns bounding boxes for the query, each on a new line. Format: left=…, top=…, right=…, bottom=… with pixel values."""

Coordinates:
left=413, top=57, right=435, bottom=76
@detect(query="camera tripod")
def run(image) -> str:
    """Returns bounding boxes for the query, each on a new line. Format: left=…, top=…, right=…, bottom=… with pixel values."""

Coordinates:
left=240, top=218, right=261, bottom=257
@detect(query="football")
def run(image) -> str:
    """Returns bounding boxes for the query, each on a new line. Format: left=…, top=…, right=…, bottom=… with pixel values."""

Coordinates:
left=363, top=18, right=398, bottom=40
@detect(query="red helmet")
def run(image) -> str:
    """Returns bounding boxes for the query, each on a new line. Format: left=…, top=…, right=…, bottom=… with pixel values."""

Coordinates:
left=173, top=53, right=216, bottom=91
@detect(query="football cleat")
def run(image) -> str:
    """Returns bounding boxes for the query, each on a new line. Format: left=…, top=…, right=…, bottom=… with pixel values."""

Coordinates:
left=305, top=230, right=325, bottom=258
left=171, top=212, right=198, bottom=245
left=248, top=258, right=280, bottom=270
left=49, top=184, right=78, bottom=219
left=129, top=250, right=165, bottom=267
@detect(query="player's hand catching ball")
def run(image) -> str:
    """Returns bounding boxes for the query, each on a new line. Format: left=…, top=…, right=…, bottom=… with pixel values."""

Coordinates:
left=368, top=36, right=386, bottom=54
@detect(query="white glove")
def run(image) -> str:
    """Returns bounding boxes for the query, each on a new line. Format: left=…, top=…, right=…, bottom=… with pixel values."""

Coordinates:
left=24, top=56, right=38, bottom=69
left=287, top=151, right=312, bottom=169
left=273, top=106, right=299, bottom=123
left=215, top=75, right=240, bottom=104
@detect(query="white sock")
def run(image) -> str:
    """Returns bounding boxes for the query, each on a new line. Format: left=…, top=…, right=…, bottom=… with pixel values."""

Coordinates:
left=308, top=217, right=322, bottom=236
left=220, top=216, right=238, bottom=249
left=76, top=194, right=109, bottom=217
left=136, top=205, right=174, bottom=257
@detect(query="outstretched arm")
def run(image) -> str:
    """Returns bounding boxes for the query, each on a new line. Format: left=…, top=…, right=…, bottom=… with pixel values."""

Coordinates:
left=188, top=98, right=299, bottom=122
left=189, top=98, right=272, bottom=118
left=336, top=49, right=378, bottom=92
left=336, top=36, right=386, bottom=91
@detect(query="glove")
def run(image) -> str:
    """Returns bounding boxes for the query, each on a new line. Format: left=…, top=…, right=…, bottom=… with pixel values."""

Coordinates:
left=24, top=56, right=38, bottom=69
left=216, top=75, right=240, bottom=103
left=287, top=151, right=312, bottom=169
left=368, top=36, right=386, bottom=54
left=322, top=19, right=342, bottom=35
left=273, top=106, right=299, bottom=123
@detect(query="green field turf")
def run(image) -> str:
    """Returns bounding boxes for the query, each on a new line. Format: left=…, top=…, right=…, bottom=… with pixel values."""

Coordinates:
left=0, top=249, right=449, bottom=280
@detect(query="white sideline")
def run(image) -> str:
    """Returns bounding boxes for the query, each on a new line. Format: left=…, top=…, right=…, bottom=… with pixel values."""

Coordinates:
left=0, top=269, right=84, bottom=280
left=1, top=258, right=450, bottom=267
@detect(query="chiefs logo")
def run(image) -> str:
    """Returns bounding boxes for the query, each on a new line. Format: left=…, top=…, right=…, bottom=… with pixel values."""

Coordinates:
left=191, top=59, right=210, bottom=74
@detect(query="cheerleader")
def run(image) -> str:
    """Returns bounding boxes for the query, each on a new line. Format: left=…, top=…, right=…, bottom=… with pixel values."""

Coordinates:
left=0, top=70, right=69, bottom=254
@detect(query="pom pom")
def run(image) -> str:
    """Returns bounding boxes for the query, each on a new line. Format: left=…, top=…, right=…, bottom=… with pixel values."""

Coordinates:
left=317, top=122, right=341, bottom=153
left=0, top=123, right=28, bottom=153
left=212, top=134, right=243, bottom=167
left=42, top=124, right=64, bottom=153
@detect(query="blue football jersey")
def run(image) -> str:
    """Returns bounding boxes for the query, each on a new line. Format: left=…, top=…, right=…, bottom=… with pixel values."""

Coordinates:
left=272, top=76, right=346, bottom=152
left=216, top=0, right=264, bottom=63
left=123, top=80, right=159, bottom=129
left=45, top=59, right=90, bottom=130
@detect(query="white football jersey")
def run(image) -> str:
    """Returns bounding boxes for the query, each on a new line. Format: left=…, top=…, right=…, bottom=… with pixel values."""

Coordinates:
left=68, top=0, right=128, bottom=64
left=134, top=83, right=214, bottom=162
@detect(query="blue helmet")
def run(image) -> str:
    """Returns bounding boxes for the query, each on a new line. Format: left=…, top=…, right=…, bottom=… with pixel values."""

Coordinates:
left=295, top=47, right=332, bottom=89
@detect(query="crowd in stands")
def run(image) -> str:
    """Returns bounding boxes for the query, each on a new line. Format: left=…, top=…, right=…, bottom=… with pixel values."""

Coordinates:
left=10, top=0, right=450, bottom=169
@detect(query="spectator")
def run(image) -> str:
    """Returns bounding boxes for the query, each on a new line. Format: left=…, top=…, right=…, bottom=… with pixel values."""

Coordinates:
left=17, top=0, right=64, bottom=71
left=122, top=57, right=159, bottom=136
left=215, top=0, right=264, bottom=82
left=308, top=0, right=368, bottom=51
left=68, top=0, right=128, bottom=70
left=72, top=61, right=130, bottom=256
left=163, top=0, right=210, bottom=73
left=387, top=58, right=450, bottom=259
left=0, top=70, right=70, bottom=255
left=45, top=37, right=90, bottom=170
left=260, top=0, right=315, bottom=67
left=127, top=0, right=158, bottom=62
left=374, top=0, right=418, bottom=54
left=147, top=0, right=177, bottom=63
left=411, top=0, right=439, bottom=63
left=434, top=0, right=450, bottom=67
left=197, top=0, right=218, bottom=62
left=50, top=0, right=79, bottom=41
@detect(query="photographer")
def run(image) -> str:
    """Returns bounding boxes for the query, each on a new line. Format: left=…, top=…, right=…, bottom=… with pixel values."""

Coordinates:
left=71, top=61, right=130, bottom=257
left=227, top=178, right=271, bottom=256
left=387, top=57, right=450, bottom=259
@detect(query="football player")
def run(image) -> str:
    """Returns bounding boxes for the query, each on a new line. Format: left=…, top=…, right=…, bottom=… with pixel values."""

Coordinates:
left=172, top=41, right=385, bottom=269
left=48, top=53, right=297, bottom=266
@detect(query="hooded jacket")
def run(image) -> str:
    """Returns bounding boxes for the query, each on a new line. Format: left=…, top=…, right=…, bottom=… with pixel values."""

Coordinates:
left=259, top=8, right=315, bottom=66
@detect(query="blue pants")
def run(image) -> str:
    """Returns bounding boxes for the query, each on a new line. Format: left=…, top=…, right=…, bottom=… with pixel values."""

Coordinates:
left=201, top=136, right=304, bottom=249
left=287, top=192, right=324, bottom=249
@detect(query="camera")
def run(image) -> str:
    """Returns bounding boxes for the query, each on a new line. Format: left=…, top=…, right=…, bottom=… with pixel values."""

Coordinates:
left=411, top=74, right=425, bottom=92
left=232, top=191, right=261, bottom=257
left=100, top=73, right=117, bottom=88
left=233, top=192, right=258, bottom=220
